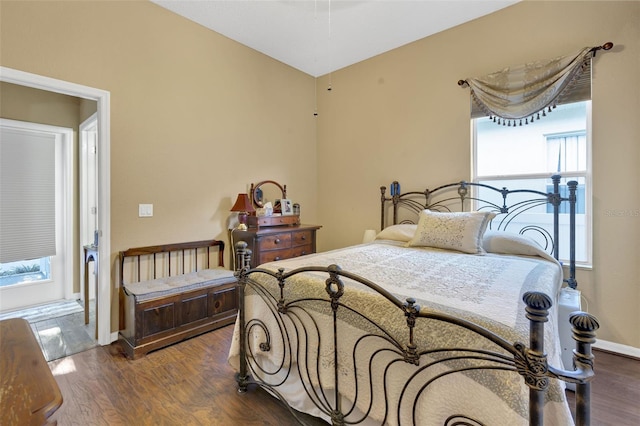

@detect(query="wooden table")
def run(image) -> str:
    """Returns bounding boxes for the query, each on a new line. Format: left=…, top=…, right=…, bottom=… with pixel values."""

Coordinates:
left=0, top=318, right=63, bottom=425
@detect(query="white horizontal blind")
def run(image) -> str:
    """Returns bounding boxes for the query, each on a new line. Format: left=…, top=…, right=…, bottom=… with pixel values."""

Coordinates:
left=0, top=127, right=56, bottom=263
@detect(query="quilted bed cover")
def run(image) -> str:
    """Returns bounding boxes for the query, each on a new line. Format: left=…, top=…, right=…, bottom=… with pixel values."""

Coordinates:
left=228, top=239, right=574, bottom=425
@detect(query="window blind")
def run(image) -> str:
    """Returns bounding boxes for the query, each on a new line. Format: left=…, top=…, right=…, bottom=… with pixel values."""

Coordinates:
left=0, top=127, right=56, bottom=264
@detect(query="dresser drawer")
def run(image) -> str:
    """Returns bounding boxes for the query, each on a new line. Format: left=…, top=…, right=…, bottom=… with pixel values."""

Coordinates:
left=291, top=244, right=313, bottom=258
left=258, top=248, right=292, bottom=264
left=258, top=233, right=292, bottom=250
left=292, top=230, right=314, bottom=247
left=232, top=224, right=322, bottom=269
left=248, top=215, right=300, bottom=228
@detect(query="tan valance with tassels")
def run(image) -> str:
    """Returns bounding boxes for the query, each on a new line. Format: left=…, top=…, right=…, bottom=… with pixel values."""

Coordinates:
left=458, top=42, right=613, bottom=126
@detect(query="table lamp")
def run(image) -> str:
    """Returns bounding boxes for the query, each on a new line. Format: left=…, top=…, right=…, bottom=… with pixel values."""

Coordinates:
left=230, top=193, right=255, bottom=231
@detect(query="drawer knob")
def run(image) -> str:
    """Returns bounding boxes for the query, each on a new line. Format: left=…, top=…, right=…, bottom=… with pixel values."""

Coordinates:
left=301, top=235, right=306, bottom=240
left=301, top=251, right=307, bottom=255
left=274, top=238, right=280, bottom=244
left=274, top=256, right=281, bottom=261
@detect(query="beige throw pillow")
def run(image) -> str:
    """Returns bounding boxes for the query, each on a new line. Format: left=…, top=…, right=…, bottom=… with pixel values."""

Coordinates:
left=406, top=210, right=496, bottom=254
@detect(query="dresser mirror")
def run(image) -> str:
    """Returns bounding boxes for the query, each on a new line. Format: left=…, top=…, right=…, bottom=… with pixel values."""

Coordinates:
left=250, top=180, right=287, bottom=209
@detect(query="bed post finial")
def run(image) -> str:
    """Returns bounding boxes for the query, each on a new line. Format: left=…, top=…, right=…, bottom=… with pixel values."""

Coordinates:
left=234, top=240, right=250, bottom=394
left=234, top=241, right=252, bottom=271
left=571, top=312, right=599, bottom=426
left=457, top=181, right=468, bottom=211
left=550, top=175, right=562, bottom=262
left=403, top=298, right=420, bottom=365
left=521, top=291, right=551, bottom=425
left=567, top=180, right=578, bottom=289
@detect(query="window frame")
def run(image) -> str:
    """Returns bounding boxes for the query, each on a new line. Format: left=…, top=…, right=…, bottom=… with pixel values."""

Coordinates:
left=471, top=101, right=593, bottom=267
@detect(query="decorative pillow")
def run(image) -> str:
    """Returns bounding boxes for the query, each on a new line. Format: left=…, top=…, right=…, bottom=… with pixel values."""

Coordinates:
left=483, top=231, right=556, bottom=263
left=375, top=224, right=417, bottom=242
left=406, top=210, right=496, bottom=254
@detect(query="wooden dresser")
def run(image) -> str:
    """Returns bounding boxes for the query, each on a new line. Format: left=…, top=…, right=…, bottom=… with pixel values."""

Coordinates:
left=1, top=318, right=63, bottom=425
left=233, top=223, right=322, bottom=268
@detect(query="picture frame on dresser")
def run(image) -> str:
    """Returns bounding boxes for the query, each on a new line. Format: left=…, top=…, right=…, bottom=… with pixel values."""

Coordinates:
left=280, top=199, right=293, bottom=215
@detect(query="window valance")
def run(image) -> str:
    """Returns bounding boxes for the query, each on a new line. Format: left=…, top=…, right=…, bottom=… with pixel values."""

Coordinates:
left=459, top=42, right=613, bottom=125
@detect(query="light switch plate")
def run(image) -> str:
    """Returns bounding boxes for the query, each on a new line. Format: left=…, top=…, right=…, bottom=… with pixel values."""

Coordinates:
left=138, top=204, right=153, bottom=217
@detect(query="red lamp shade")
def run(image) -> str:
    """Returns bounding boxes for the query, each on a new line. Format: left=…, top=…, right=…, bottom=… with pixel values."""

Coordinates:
left=230, top=193, right=255, bottom=230
left=230, top=193, right=255, bottom=213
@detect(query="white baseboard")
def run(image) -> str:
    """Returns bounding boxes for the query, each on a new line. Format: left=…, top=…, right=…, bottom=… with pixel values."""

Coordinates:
left=110, top=331, right=119, bottom=343
left=594, top=339, right=640, bottom=359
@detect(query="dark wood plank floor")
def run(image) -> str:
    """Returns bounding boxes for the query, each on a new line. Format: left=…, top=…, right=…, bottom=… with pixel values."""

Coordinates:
left=47, top=325, right=640, bottom=425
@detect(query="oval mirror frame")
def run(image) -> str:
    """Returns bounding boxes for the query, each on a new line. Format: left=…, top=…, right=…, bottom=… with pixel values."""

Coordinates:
left=250, top=180, right=287, bottom=208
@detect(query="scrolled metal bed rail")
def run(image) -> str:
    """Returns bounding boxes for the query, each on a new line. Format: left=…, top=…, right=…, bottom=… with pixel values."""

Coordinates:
left=233, top=242, right=598, bottom=425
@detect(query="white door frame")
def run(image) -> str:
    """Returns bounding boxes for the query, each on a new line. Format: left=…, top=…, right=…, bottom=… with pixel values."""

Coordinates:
left=0, top=66, right=112, bottom=345
left=0, top=119, right=73, bottom=308
left=80, top=113, right=98, bottom=301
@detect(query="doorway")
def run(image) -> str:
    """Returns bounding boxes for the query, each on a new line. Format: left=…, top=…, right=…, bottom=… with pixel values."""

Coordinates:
left=0, top=66, right=112, bottom=345
left=0, top=119, right=72, bottom=309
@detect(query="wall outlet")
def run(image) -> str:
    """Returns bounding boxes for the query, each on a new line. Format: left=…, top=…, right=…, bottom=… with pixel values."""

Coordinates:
left=138, top=204, right=153, bottom=217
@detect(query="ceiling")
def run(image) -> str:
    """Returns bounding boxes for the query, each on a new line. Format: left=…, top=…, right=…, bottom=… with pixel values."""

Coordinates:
left=151, top=0, right=520, bottom=77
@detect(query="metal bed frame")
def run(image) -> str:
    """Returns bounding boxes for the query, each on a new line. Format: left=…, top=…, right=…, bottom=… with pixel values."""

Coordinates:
left=380, top=174, right=578, bottom=289
left=233, top=176, right=598, bottom=425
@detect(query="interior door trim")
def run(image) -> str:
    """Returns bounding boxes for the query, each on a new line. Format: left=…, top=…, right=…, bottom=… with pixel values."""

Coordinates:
left=1, top=66, right=112, bottom=346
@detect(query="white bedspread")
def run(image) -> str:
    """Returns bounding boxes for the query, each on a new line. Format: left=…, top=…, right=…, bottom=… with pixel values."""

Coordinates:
left=228, top=240, right=574, bottom=425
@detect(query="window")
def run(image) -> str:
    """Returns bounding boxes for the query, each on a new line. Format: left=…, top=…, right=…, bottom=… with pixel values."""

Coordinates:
left=0, top=258, right=51, bottom=287
left=0, top=121, right=56, bottom=288
left=545, top=133, right=586, bottom=214
left=473, top=101, right=591, bottom=265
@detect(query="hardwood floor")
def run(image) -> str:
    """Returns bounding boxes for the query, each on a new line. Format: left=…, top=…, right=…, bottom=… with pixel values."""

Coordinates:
left=565, top=348, right=640, bottom=425
left=48, top=325, right=640, bottom=425
left=48, top=325, right=324, bottom=426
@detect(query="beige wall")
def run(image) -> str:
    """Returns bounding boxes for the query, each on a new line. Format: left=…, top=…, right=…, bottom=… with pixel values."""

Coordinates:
left=316, top=1, right=640, bottom=349
left=1, top=1, right=638, bottom=350
left=0, top=0, right=317, bottom=332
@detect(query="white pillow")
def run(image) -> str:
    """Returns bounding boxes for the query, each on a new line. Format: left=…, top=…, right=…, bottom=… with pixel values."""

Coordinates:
left=375, top=224, right=417, bottom=242
left=406, top=210, right=496, bottom=254
left=483, top=231, right=557, bottom=263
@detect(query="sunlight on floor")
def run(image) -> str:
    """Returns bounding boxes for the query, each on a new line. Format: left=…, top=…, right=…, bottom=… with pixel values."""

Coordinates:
left=51, top=357, right=77, bottom=376
left=40, top=326, right=62, bottom=336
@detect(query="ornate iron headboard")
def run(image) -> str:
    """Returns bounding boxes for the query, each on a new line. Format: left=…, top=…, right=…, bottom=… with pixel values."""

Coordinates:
left=380, top=175, right=578, bottom=289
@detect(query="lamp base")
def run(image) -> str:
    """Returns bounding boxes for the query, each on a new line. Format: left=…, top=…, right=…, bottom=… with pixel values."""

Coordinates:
left=236, top=211, right=248, bottom=231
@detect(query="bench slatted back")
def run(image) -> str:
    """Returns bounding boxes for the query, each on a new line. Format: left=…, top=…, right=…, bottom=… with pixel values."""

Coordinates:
left=119, top=240, right=225, bottom=286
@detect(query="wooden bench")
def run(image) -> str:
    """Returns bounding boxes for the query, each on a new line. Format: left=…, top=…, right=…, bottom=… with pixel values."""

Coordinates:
left=118, top=239, right=237, bottom=359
